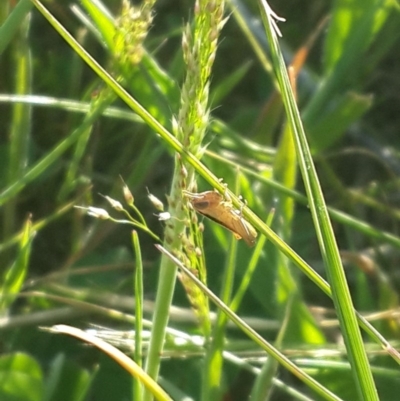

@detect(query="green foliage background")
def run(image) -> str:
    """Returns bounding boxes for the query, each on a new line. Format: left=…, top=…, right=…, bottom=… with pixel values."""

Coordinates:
left=1, top=0, right=400, bottom=400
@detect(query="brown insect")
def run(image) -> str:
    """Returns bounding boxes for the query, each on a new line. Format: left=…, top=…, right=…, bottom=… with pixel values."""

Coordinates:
left=184, top=190, right=258, bottom=247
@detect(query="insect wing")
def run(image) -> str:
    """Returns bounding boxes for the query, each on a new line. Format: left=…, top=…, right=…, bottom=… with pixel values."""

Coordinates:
left=184, top=190, right=257, bottom=247
left=230, top=209, right=257, bottom=247
left=239, top=220, right=257, bottom=246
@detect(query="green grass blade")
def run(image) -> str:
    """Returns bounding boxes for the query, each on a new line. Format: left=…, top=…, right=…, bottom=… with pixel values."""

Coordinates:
left=80, top=0, right=115, bottom=50
left=132, top=230, right=144, bottom=401
left=46, top=325, right=173, bottom=401
left=258, top=1, right=379, bottom=399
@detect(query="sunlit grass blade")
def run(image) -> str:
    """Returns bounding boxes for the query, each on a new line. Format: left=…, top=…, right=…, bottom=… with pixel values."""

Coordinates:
left=0, top=94, right=142, bottom=122
left=44, top=325, right=173, bottom=401
left=258, top=1, right=378, bottom=399
left=80, top=0, right=115, bottom=50
left=132, top=231, right=144, bottom=401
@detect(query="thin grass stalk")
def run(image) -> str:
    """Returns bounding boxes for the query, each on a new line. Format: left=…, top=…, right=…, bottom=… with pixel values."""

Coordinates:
left=132, top=231, right=144, bottom=401
left=144, top=1, right=226, bottom=397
